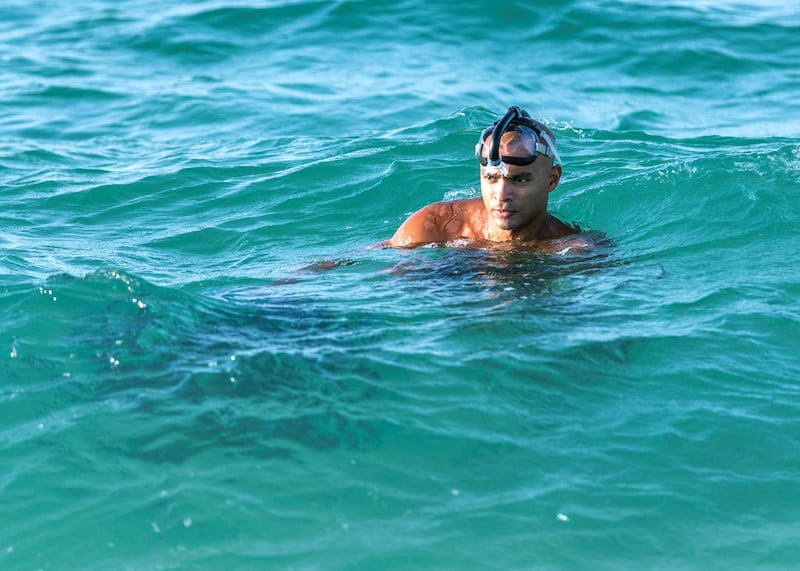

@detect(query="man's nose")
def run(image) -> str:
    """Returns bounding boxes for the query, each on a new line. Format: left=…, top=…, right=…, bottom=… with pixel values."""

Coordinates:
left=494, top=177, right=512, bottom=201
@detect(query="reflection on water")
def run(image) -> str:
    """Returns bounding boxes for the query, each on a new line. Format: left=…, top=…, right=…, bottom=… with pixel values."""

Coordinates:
left=383, top=230, right=616, bottom=295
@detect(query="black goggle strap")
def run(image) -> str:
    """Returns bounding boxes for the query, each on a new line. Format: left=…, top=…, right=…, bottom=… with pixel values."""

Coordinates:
left=478, top=144, right=551, bottom=167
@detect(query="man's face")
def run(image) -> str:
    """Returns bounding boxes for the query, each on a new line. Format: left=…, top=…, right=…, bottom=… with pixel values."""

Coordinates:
left=479, top=133, right=562, bottom=237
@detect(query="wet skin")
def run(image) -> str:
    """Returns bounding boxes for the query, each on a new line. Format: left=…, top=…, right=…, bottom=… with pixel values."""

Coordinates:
left=389, top=133, right=578, bottom=247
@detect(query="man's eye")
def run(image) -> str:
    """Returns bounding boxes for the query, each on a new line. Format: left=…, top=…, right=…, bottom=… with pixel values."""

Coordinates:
left=483, top=173, right=500, bottom=182
left=510, top=176, right=530, bottom=184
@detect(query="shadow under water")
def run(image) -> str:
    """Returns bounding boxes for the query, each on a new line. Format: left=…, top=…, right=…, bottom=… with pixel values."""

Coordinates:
left=379, top=230, right=617, bottom=296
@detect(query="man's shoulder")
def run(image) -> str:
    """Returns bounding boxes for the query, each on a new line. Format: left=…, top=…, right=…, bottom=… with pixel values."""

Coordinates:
left=426, top=197, right=483, bottom=214
left=430, top=198, right=486, bottom=235
left=544, top=213, right=582, bottom=239
left=414, top=198, right=484, bottom=228
left=390, top=198, right=485, bottom=247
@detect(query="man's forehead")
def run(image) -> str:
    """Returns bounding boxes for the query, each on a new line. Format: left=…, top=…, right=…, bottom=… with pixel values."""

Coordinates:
left=481, top=131, right=536, bottom=156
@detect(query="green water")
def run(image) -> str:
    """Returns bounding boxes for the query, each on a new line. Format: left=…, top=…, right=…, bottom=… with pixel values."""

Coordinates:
left=2, top=1, right=800, bottom=569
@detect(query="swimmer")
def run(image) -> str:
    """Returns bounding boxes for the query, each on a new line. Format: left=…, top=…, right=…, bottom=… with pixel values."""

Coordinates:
left=389, top=106, right=583, bottom=249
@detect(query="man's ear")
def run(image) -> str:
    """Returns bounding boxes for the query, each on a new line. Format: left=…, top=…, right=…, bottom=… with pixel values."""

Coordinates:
left=547, top=164, right=562, bottom=192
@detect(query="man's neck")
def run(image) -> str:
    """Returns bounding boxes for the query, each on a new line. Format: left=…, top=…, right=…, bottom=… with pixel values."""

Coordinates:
left=485, top=212, right=550, bottom=242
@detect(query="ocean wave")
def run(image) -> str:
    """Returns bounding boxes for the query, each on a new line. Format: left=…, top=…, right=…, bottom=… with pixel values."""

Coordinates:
left=1, top=1, right=799, bottom=568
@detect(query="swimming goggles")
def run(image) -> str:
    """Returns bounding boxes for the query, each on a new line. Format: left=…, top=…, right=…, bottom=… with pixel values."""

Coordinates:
left=475, top=106, right=555, bottom=169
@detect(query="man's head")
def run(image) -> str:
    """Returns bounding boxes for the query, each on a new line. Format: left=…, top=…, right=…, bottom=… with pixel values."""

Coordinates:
left=476, top=107, right=563, bottom=239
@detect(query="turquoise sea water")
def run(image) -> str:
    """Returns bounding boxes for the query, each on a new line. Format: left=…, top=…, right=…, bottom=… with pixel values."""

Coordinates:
left=2, top=1, right=800, bottom=569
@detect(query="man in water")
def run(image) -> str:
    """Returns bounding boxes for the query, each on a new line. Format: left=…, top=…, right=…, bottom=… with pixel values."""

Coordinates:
left=389, top=106, right=581, bottom=248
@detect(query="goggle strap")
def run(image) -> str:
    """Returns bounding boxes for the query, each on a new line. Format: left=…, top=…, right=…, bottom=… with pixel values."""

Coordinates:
left=535, top=141, right=553, bottom=158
